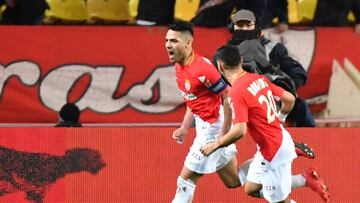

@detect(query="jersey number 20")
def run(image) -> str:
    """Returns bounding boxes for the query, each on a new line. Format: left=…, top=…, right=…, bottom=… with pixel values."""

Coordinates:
left=258, top=90, right=277, bottom=123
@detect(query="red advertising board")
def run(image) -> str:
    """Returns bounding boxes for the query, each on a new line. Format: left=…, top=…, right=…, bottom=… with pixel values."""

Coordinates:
left=0, top=128, right=358, bottom=202
left=0, top=26, right=359, bottom=123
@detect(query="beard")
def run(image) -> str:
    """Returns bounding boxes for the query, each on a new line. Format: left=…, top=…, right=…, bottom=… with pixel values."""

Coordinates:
left=229, top=29, right=261, bottom=45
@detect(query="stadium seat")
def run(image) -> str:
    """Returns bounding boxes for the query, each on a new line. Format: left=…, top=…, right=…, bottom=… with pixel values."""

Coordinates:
left=297, top=0, right=317, bottom=22
left=297, top=0, right=354, bottom=24
left=348, top=11, right=355, bottom=23
left=44, top=0, right=88, bottom=24
left=87, top=0, right=130, bottom=24
left=287, top=0, right=302, bottom=24
left=129, top=0, right=139, bottom=21
left=174, top=0, right=200, bottom=21
left=0, top=5, right=5, bottom=21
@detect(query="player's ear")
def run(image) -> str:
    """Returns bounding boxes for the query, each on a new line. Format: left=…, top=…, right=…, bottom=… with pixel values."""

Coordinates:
left=217, top=60, right=225, bottom=75
left=186, top=38, right=193, bottom=47
left=239, top=56, right=243, bottom=66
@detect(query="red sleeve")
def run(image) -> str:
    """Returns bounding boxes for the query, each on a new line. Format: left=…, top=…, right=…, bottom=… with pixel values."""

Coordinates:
left=201, top=57, right=228, bottom=94
left=201, top=57, right=222, bottom=82
left=231, top=89, right=248, bottom=124
left=265, top=76, right=285, bottom=97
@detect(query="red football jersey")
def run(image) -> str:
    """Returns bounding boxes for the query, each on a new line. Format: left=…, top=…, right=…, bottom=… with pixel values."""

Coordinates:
left=175, top=52, right=228, bottom=123
left=229, top=72, right=285, bottom=162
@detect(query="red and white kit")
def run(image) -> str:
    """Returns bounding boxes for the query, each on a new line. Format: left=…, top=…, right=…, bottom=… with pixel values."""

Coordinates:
left=230, top=72, right=297, bottom=202
left=175, top=52, right=237, bottom=174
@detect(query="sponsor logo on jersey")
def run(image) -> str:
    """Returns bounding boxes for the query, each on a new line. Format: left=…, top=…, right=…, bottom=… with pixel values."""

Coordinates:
left=180, top=90, right=197, bottom=101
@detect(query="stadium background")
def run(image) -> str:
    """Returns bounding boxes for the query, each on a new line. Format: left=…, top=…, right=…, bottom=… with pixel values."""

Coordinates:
left=1, top=0, right=360, bottom=202
left=1, top=26, right=359, bottom=125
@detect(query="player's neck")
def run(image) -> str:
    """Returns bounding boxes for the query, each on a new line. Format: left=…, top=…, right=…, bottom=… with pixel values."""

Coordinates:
left=180, top=50, right=194, bottom=66
left=226, top=69, right=246, bottom=84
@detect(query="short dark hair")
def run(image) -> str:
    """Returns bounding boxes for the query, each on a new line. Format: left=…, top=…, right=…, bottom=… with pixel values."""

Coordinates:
left=59, top=103, right=80, bottom=122
left=216, top=45, right=241, bottom=68
left=169, top=21, right=194, bottom=37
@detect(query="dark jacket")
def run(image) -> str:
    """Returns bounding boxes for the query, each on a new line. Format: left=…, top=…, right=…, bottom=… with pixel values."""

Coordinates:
left=259, top=37, right=308, bottom=89
left=137, top=0, right=175, bottom=25
left=1, top=0, right=49, bottom=25
left=192, top=0, right=236, bottom=27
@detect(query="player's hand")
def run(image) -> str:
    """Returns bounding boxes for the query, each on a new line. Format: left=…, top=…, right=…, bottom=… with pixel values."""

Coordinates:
left=277, top=23, right=288, bottom=33
left=172, top=127, right=187, bottom=144
left=200, top=141, right=219, bottom=157
left=278, top=112, right=287, bottom=124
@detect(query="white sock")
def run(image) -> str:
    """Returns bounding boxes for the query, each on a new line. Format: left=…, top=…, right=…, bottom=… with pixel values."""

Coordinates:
left=292, top=174, right=306, bottom=190
left=172, top=176, right=196, bottom=203
left=238, top=158, right=252, bottom=186
left=290, top=199, right=297, bottom=203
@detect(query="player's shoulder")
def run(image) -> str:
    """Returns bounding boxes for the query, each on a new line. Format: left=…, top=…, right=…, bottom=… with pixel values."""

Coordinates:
left=247, top=72, right=269, bottom=82
left=191, top=54, right=218, bottom=77
left=194, top=53, right=213, bottom=66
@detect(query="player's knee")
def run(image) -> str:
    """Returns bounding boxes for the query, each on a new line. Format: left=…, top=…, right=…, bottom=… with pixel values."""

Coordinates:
left=244, top=184, right=259, bottom=197
left=224, top=180, right=241, bottom=189
left=244, top=189, right=259, bottom=197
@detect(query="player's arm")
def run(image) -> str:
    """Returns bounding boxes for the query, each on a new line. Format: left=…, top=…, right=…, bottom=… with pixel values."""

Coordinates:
left=279, top=90, right=296, bottom=115
left=200, top=122, right=247, bottom=156
left=172, top=106, right=194, bottom=144
left=277, top=90, right=295, bottom=123
left=269, top=78, right=296, bottom=123
left=201, top=57, right=231, bottom=136
left=219, top=89, right=232, bottom=137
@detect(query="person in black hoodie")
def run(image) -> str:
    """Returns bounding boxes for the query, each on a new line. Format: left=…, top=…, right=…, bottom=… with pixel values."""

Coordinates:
left=227, top=9, right=316, bottom=127
left=192, top=0, right=288, bottom=33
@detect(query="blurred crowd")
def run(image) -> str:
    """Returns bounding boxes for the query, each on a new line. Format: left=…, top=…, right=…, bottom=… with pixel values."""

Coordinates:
left=0, top=0, right=359, bottom=34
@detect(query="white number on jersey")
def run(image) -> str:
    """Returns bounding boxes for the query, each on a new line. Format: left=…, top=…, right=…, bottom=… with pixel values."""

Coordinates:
left=258, top=90, right=277, bottom=123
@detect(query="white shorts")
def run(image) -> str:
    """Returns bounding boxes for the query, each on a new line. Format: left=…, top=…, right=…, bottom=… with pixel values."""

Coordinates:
left=184, top=106, right=237, bottom=174
left=246, top=152, right=293, bottom=202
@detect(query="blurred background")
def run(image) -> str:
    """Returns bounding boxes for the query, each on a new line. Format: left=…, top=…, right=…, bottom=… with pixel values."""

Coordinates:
left=0, top=0, right=360, bottom=127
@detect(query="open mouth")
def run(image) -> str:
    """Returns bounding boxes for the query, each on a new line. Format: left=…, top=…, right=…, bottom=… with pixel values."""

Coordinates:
left=167, top=50, right=175, bottom=61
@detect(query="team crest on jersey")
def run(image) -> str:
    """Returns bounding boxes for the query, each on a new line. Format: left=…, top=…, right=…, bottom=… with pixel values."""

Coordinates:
left=185, top=79, right=191, bottom=91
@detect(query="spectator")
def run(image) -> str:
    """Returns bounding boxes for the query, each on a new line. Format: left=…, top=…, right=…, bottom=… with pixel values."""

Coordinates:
left=136, top=0, right=175, bottom=25
left=55, top=103, right=82, bottom=127
left=241, top=0, right=289, bottom=32
left=228, top=9, right=316, bottom=127
left=312, top=0, right=360, bottom=34
left=0, top=0, right=49, bottom=25
left=193, top=0, right=288, bottom=32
